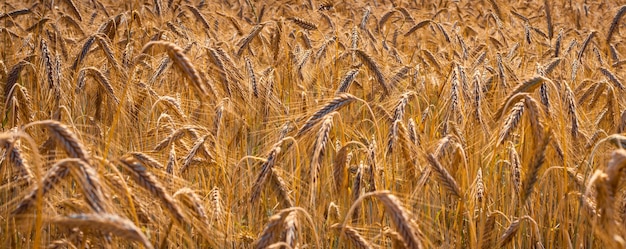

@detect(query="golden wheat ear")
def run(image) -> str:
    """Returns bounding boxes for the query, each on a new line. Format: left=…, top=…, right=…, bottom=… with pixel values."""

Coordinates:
left=117, top=156, right=187, bottom=226
left=297, top=93, right=358, bottom=137
left=51, top=213, right=153, bottom=249
left=142, top=41, right=210, bottom=97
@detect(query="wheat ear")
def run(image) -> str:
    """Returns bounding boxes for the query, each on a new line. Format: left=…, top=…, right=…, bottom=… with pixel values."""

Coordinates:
left=51, top=213, right=153, bottom=249
left=354, top=49, right=390, bottom=97
left=607, top=5, right=626, bottom=44
left=142, top=41, right=209, bottom=97
left=118, top=156, right=186, bottom=225
left=297, top=93, right=358, bottom=137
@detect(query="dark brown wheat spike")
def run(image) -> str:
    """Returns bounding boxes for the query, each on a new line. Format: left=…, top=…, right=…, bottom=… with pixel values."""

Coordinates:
left=186, top=4, right=211, bottom=35
left=578, top=30, right=597, bottom=61
left=564, top=83, right=580, bottom=137
left=60, top=159, right=107, bottom=213
left=237, top=23, right=266, bottom=57
left=0, top=8, right=31, bottom=21
left=607, top=5, right=626, bottom=44
left=599, top=67, right=625, bottom=91
left=352, top=162, right=364, bottom=222
left=180, top=134, right=210, bottom=174
left=71, top=35, right=96, bottom=71
left=206, top=47, right=231, bottom=96
left=15, top=159, right=105, bottom=214
left=142, top=41, right=209, bottom=97
left=336, top=68, right=359, bottom=94
left=59, top=0, right=82, bottom=21
left=378, top=10, right=396, bottom=30
left=40, top=39, right=56, bottom=90
left=5, top=60, right=29, bottom=101
left=3, top=139, right=33, bottom=182
left=52, top=213, right=153, bottom=249
left=404, top=20, right=431, bottom=37
left=287, top=17, right=318, bottom=30
left=94, top=34, right=124, bottom=76
left=296, top=93, right=358, bottom=137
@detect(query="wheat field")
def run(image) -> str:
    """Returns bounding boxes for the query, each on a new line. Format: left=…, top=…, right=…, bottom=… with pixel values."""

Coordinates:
left=1, top=0, right=626, bottom=248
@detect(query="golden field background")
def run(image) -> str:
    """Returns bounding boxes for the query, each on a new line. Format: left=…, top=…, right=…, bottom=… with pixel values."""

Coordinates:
left=2, top=0, right=626, bottom=248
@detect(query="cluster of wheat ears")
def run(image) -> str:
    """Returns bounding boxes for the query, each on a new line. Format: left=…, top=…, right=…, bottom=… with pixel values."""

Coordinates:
left=2, top=0, right=626, bottom=248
